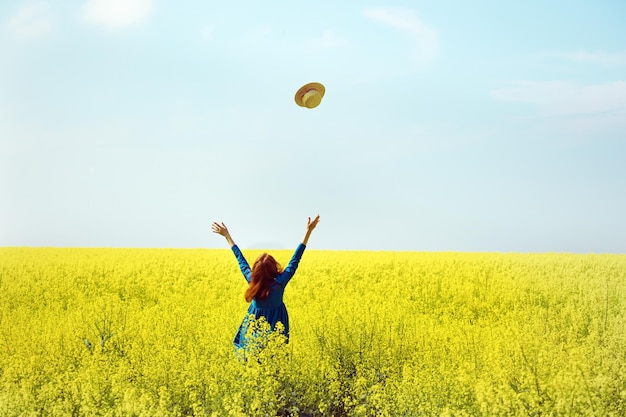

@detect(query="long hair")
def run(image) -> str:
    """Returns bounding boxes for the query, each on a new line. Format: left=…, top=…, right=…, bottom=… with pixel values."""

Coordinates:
left=245, top=253, right=282, bottom=302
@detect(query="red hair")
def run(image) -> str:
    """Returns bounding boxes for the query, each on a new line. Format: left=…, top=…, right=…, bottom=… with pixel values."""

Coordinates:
left=245, top=253, right=282, bottom=302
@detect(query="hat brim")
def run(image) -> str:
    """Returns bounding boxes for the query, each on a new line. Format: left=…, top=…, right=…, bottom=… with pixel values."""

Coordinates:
left=295, top=82, right=325, bottom=107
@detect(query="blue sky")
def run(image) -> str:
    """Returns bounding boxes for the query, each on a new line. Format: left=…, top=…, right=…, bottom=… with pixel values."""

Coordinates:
left=1, top=0, right=625, bottom=252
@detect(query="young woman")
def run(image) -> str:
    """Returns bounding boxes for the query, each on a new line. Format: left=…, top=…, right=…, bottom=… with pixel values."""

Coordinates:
left=212, top=215, right=320, bottom=349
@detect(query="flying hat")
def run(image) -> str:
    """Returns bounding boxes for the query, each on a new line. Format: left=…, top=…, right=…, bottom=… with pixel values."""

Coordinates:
left=295, top=82, right=325, bottom=109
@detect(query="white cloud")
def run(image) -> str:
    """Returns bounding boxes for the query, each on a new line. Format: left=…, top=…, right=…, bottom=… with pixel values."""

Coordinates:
left=553, top=51, right=626, bottom=66
left=491, top=80, right=626, bottom=135
left=241, top=25, right=272, bottom=44
left=491, top=80, right=626, bottom=117
left=307, top=29, right=348, bottom=49
left=80, top=0, right=153, bottom=28
left=363, top=7, right=440, bottom=68
left=5, top=2, right=54, bottom=38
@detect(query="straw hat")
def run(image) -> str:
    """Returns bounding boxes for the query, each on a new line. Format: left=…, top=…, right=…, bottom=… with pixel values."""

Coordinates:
left=295, top=82, right=325, bottom=108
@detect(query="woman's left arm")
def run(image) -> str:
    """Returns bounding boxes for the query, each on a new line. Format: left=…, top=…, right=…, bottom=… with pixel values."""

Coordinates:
left=212, top=221, right=235, bottom=247
left=212, top=221, right=251, bottom=282
left=231, top=245, right=252, bottom=282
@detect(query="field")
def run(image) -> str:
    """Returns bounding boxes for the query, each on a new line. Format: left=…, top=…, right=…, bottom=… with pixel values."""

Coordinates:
left=1, top=247, right=625, bottom=416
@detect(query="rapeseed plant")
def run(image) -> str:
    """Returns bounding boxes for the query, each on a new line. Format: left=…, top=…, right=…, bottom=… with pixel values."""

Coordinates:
left=0, top=248, right=625, bottom=416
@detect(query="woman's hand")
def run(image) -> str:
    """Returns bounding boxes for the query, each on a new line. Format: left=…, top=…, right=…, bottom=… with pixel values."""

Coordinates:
left=302, top=214, right=320, bottom=246
left=307, top=215, right=321, bottom=232
left=212, top=222, right=236, bottom=247
left=211, top=222, right=229, bottom=237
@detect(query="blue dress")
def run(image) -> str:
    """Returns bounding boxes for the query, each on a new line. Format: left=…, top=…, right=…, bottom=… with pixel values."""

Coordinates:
left=231, top=243, right=306, bottom=348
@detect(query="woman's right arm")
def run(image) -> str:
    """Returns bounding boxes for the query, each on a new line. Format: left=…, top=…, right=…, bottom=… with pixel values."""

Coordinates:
left=278, top=215, right=321, bottom=285
left=302, top=214, right=320, bottom=246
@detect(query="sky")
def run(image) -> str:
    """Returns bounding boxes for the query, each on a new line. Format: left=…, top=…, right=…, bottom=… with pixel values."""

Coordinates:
left=1, top=0, right=625, bottom=253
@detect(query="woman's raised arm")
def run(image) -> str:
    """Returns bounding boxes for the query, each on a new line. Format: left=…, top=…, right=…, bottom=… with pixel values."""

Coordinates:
left=212, top=221, right=251, bottom=281
left=212, top=221, right=236, bottom=247
left=302, top=214, right=320, bottom=246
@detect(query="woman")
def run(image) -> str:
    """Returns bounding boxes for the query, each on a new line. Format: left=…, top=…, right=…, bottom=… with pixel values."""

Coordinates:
left=212, top=215, right=320, bottom=349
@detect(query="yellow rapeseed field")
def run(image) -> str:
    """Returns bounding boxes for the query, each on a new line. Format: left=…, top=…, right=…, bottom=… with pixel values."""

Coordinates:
left=1, top=248, right=625, bottom=416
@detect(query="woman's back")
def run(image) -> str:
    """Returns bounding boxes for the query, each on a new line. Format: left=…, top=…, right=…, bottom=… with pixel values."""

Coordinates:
left=251, top=282, right=285, bottom=308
